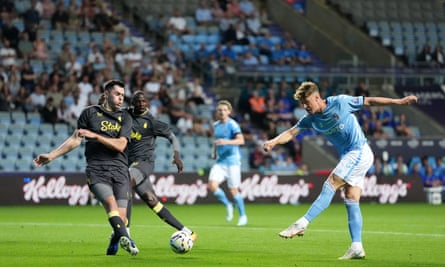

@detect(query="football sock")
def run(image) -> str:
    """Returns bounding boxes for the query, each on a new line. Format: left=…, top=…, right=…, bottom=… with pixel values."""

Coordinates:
left=345, top=198, right=363, bottom=243
left=153, top=202, right=185, bottom=230
left=303, top=181, right=336, bottom=222
left=213, top=188, right=231, bottom=206
left=351, top=242, right=363, bottom=251
left=233, top=193, right=246, bottom=216
left=108, top=211, right=129, bottom=242
left=126, top=197, right=133, bottom=228
left=181, top=227, right=193, bottom=235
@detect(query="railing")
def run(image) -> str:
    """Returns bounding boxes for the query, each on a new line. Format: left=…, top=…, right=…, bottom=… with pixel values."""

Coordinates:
left=232, top=65, right=445, bottom=88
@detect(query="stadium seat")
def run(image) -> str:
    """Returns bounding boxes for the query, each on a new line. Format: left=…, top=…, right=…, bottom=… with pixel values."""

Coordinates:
left=0, top=158, right=16, bottom=171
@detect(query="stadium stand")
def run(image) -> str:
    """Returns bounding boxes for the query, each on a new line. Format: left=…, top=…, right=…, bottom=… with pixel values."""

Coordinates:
left=0, top=0, right=443, bottom=181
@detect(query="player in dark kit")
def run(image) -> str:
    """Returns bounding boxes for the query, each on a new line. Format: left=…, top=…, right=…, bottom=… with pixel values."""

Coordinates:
left=34, top=80, right=139, bottom=256
left=106, top=90, right=197, bottom=255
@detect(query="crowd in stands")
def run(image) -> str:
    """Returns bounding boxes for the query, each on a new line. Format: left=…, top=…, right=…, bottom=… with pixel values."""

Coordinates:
left=0, top=0, right=443, bottom=179
left=0, top=0, right=217, bottom=133
left=415, top=42, right=445, bottom=68
left=155, top=0, right=315, bottom=84
left=368, top=153, right=445, bottom=190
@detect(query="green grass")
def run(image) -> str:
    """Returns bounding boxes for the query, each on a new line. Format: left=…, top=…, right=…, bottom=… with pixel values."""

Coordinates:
left=0, top=204, right=444, bottom=267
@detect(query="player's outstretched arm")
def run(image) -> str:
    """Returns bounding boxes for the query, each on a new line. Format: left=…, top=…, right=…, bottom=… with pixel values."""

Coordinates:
left=364, top=95, right=418, bottom=106
left=263, top=127, right=300, bottom=152
left=33, top=130, right=83, bottom=166
left=166, top=132, right=183, bottom=173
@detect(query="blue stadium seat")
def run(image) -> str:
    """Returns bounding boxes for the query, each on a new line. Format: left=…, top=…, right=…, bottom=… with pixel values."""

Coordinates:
left=0, top=158, right=16, bottom=171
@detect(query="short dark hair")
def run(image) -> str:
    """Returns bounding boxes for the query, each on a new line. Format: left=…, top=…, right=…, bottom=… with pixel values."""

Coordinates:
left=102, top=79, right=125, bottom=92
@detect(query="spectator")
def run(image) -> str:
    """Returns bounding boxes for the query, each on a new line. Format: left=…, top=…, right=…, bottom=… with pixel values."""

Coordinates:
left=57, top=42, right=74, bottom=68
left=88, top=84, right=103, bottom=106
left=416, top=43, right=433, bottom=67
left=421, top=164, right=441, bottom=188
left=210, top=0, right=225, bottom=20
left=177, top=113, right=194, bottom=135
left=167, top=8, right=188, bottom=35
left=248, top=89, right=267, bottom=129
left=14, top=87, right=34, bottom=113
left=246, top=11, right=261, bottom=36
left=51, top=2, right=69, bottom=30
left=297, top=44, right=312, bottom=65
left=29, top=85, right=46, bottom=112
left=227, top=0, right=242, bottom=17
left=372, top=121, right=390, bottom=139
left=257, top=31, right=274, bottom=59
left=77, top=74, right=93, bottom=107
left=87, top=44, right=105, bottom=65
left=18, top=32, right=34, bottom=60
left=0, top=78, right=14, bottom=111
left=46, top=82, right=64, bottom=107
left=242, top=51, right=259, bottom=65
left=23, top=0, right=41, bottom=30
left=66, top=0, right=82, bottom=30
left=392, top=154, right=409, bottom=175
left=354, top=80, right=370, bottom=97
left=239, top=0, right=255, bottom=17
left=271, top=43, right=286, bottom=65
left=195, top=1, right=213, bottom=26
left=1, top=17, right=20, bottom=50
left=394, top=113, right=414, bottom=137
left=40, top=0, right=56, bottom=19
left=40, top=97, right=58, bottom=124
left=65, top=54, right=83, bottom=77
left=124, top=45, right=143, bottom=69
left=32, top=36, right=49, bottom=61
left=431, top=44, right=445, bottom=68
left=20, top=61, right=36, bottom=93
left=0, top=38, right=17, bottom=68
left=57, top=98, right=76, bottom=126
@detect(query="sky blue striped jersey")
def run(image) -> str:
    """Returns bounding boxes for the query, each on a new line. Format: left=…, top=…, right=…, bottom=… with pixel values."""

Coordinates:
left=213, top=118, right=242, bottom=165
left=296, top=95, right=367, bottom=157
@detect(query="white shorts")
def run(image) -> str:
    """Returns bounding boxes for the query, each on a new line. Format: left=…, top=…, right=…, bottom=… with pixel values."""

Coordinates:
left=333, top=143, right=374, bottom=189
left=208, top=163, right=241, bottom=189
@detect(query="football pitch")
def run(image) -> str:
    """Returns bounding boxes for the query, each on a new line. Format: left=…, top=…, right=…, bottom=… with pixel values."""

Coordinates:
left=0, top=203, right=444, bottom=267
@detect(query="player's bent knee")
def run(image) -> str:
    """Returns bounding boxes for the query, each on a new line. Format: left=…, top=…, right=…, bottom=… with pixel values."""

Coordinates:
left=141, top=190, right=159, bottom=208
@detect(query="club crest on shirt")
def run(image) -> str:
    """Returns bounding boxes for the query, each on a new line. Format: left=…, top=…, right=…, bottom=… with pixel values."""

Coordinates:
left=97, top=112, right=103, bottom=117
left=333, top=113, right=339, bottom=121
left=144, top=122, right=148, bottom=129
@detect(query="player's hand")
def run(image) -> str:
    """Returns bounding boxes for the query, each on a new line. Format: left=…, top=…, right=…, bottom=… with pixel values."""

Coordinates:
left=173, top=156, right=183, bottom=173
left=401, top=95, right=418, bottom=105
left=214, top=139, right=227, bottom=146
left=33, top=154, right=52, bottom=167
left=263, top=140, right=275, bottom=152
left=77, top=128, right=97, bottom=139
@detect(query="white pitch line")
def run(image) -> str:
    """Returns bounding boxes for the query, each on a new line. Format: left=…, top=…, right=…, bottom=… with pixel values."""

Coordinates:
left=2, top=222, right=445, bottom=238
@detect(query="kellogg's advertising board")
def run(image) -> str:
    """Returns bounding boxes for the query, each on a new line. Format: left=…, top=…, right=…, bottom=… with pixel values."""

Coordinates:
left=0, top=172, right=425, bottom=206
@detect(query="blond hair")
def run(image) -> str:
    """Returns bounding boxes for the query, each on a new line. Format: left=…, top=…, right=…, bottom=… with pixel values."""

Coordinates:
left=217, top=100, right=233, bottom=111
left=294, top=81, right=319, bottom=101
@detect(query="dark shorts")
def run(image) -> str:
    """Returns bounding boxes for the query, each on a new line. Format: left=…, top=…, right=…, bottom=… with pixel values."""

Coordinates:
left=129, top=160, right=154, bottom=179
left=86, top=165, right=131, bottom=201
left=129, top=160, right=155, bottom=193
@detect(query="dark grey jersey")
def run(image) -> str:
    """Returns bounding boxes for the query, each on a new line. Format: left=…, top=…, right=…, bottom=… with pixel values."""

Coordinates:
left=77, top=105, right=132, bottom=167
left=127, top=109, right=173, bottom=164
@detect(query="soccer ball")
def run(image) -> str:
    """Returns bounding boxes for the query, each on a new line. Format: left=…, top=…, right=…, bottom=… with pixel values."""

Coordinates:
left=169, top=230, right=193, bottom=254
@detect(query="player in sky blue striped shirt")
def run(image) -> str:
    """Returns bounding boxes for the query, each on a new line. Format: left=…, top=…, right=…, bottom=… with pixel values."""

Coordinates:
left=208, top=100, right=248, bottom=226
left=264, top=81, right=417, bottom=260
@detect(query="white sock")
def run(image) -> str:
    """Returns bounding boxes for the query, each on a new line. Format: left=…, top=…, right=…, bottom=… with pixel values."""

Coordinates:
left=296, top=217, right=309, bottom=228
left=127, top=227, right=131, bottom=237
left=181, top=227, right=193, bottom=235
left=351, top=242, right=363, bottom=250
